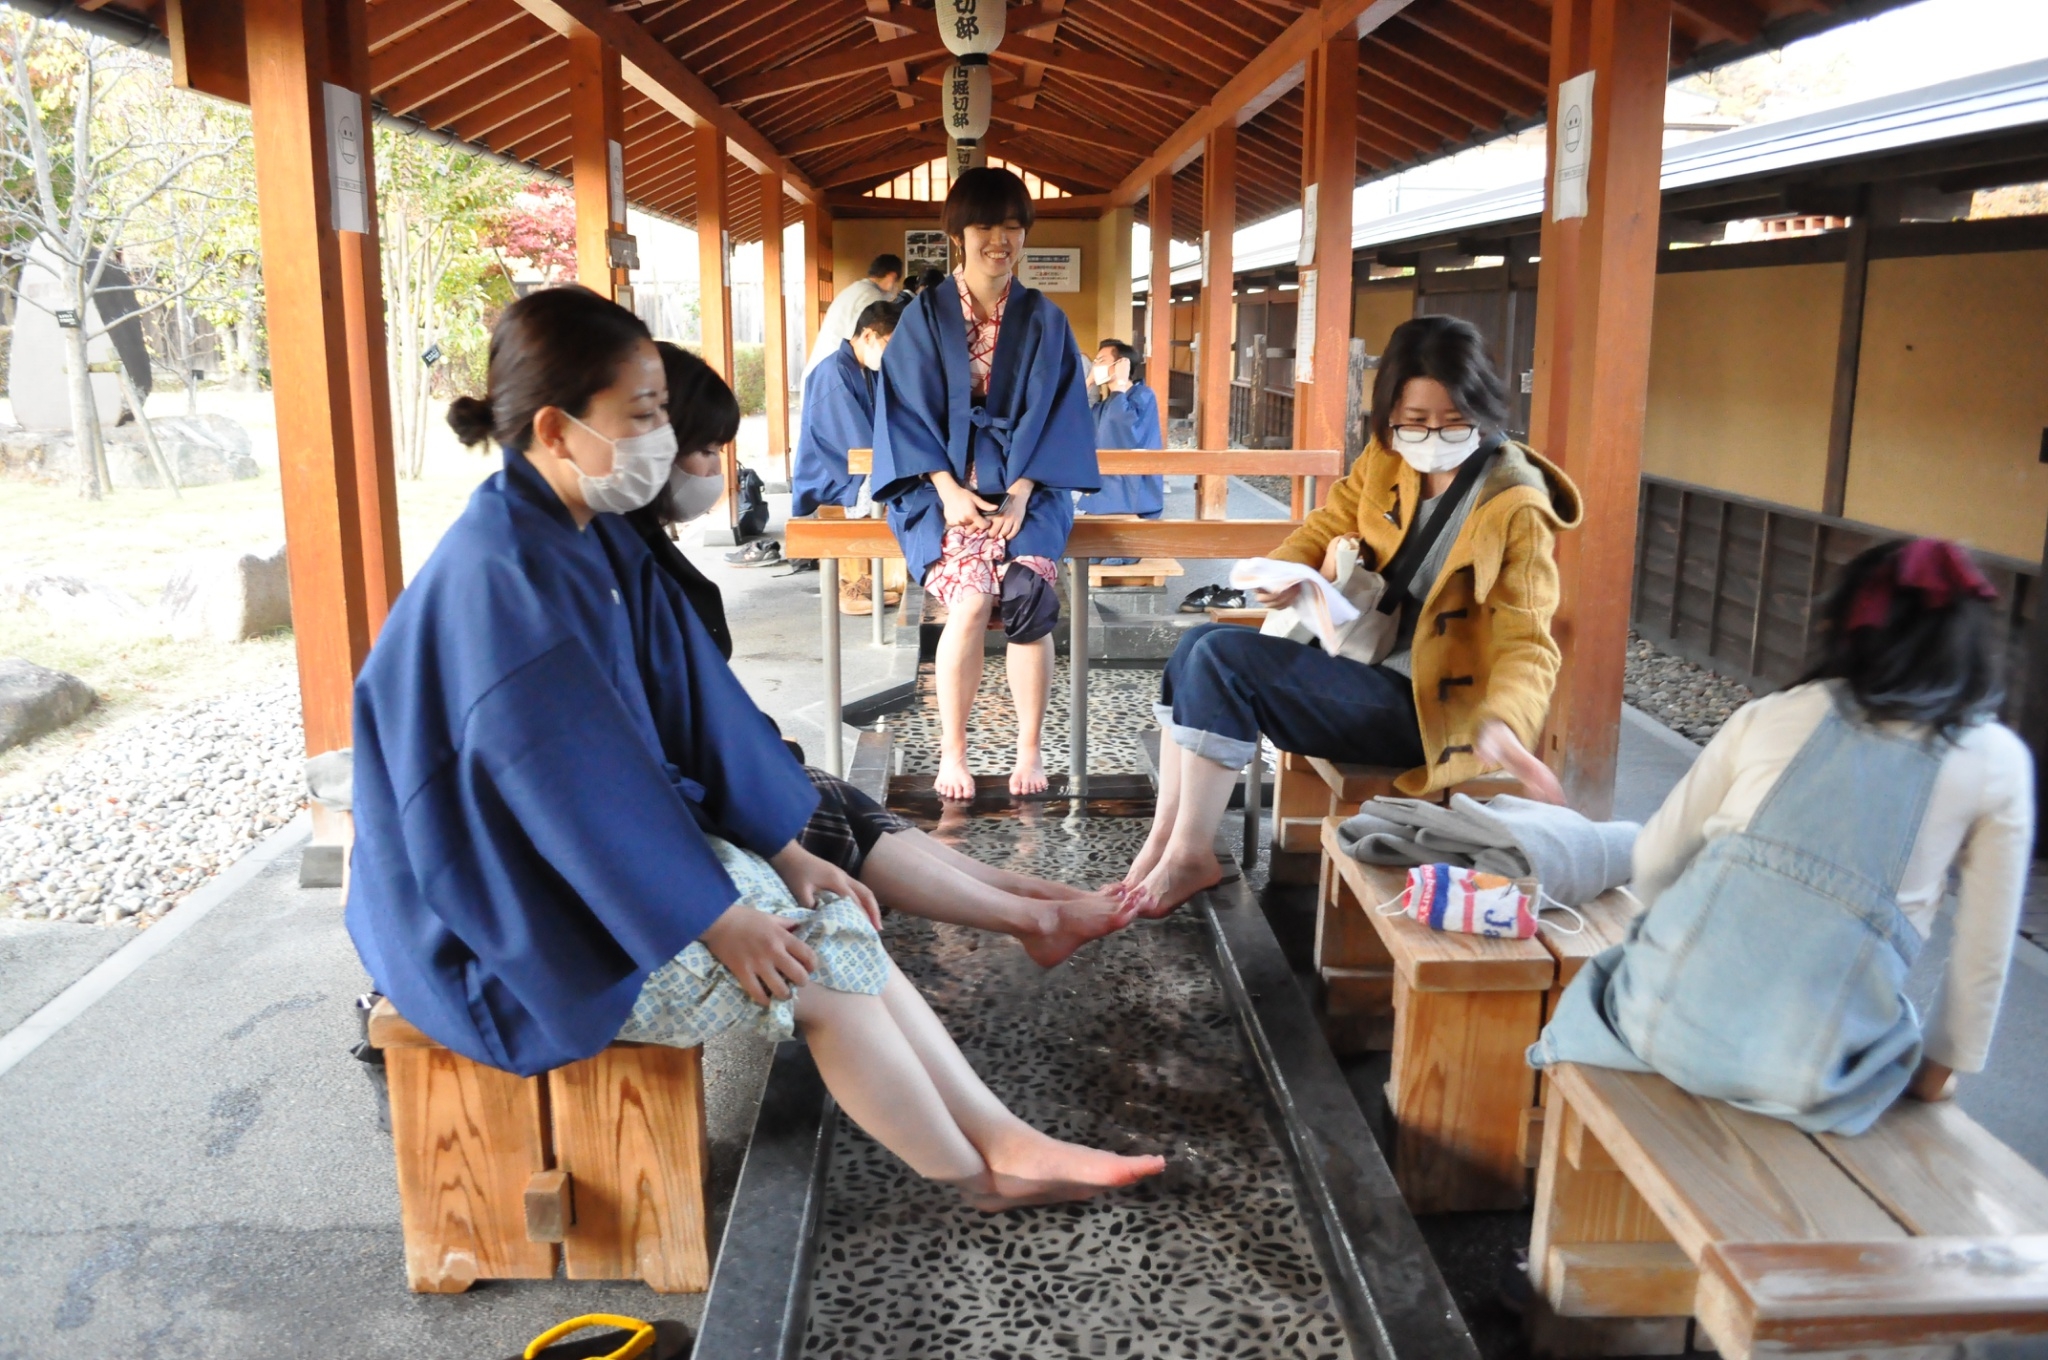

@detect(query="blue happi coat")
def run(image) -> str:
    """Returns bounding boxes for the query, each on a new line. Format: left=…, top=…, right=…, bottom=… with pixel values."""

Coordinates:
left=870, top=275, right=1100, bottom=582
left=1076, top=383, right=1164, bottom=518
left=346, top=450, right=818, bottom=1076
left=792, top=339, right=873, bottom=518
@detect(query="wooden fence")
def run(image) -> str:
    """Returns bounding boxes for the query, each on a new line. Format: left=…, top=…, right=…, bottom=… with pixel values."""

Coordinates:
left=1631, top=475, right=2039, bottom=717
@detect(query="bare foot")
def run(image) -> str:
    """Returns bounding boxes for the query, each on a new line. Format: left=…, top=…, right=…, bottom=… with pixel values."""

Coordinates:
left=935, top=753, right=977, bottom=802
left=1131, top=850, right=1223, bottom=919
left=957, top=1129, right=1165, bottom=1210
left=1019, top=892, right=1140, bottom=968
left=1010, top=747, right=1048, bottom=796
left=1120, top=832, right=1172, bottom=893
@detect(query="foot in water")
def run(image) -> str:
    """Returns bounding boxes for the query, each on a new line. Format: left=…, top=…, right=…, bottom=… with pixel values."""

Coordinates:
left=935, top=753, right=977, bottom=802
left=1019, top=892, right=1140, bottom=968
left=1010, top=747, right=1048, bottom=797
left=1128, top=850, right=1223, bottom=919
left=956, top=1129, right=1165, bottom=1211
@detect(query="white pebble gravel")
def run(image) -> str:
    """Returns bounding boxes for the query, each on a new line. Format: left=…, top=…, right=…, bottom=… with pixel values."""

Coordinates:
left=0, top=684, right=306, bottom=927
left=1624, top=634, right=1757, bottom=744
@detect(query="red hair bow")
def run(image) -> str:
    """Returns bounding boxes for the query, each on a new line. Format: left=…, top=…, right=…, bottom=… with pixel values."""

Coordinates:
left=1846, top=538, right=1999, bottom=632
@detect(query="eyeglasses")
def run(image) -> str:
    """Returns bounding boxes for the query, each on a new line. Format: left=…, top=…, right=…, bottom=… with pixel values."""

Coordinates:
left=1390, top=423, right=1477, bottom=445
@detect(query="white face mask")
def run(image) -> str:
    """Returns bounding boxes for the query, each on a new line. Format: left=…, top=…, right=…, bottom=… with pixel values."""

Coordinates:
left=1393, top=429, right=1482, bottom=475
left=665, top=466, right=726, bottom=523
left=563, top=412, right=678, bottom=514
left=1090, top=363, right=1110, bottom=386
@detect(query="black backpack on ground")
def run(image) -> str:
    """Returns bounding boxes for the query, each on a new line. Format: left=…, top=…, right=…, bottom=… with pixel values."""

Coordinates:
left=735, top=466, right=770, bottom=539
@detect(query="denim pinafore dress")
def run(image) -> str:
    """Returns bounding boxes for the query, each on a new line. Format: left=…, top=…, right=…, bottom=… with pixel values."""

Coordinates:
left=1529, top=686, right=1939, bottom=1134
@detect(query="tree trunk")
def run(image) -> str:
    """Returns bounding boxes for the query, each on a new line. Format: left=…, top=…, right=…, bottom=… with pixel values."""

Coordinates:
left=63, top=317, right=104, bottom=499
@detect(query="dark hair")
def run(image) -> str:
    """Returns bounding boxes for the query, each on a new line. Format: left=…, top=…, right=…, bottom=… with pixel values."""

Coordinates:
left=867, top=253, right=905, bottom=280
left=1366, top=315, right=1512, bottom=450
left=1800, top=539, right=2003, bottom=740
left=655, top=341, right=740, bottom=455
left=448, top=285, right=651, bottom=451
left=1096, top=338, right=1136, bottom=362
left=853, top=299, right=901, bottom=339
left=920, top=267, right=945, bottom=293
left=943, top=167, right=1035, bottom=243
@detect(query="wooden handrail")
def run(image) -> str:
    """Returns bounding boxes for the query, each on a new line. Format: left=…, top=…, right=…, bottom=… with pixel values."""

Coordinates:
left=843, top=447, right=1343, bottom=477
left=784, top=515, right=1303, bottom=561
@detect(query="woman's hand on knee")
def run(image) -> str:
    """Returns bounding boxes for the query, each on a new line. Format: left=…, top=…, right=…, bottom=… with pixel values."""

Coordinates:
left=700, top=904, right=819, bottom=1004
left=1476, top=719, right=1566, bottom=805
left=771, top=841, right=884, bottom=929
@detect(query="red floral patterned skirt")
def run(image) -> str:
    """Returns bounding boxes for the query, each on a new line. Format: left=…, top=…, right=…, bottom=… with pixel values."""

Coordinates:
left=922, top=524, right=1057, bottom=607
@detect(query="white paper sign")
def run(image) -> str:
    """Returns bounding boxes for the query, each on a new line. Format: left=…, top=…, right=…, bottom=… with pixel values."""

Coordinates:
left=1294, top=268, right=1317, bottom=385
left=1552, top=70, right=1594, bottom=222
left=607, top=139, right=625, bottom=226
left=1017, top=246, right=1080, bottom=292
left=1297, top=193, right=1318, bottom=267
left=323, top=83, right=367, bottom=234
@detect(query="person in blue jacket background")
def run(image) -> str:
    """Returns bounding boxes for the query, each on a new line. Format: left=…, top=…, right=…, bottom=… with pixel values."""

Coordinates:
left=1075, top=338, right=1164, bottom=520
left=871, top=168, right=1100, bottom=801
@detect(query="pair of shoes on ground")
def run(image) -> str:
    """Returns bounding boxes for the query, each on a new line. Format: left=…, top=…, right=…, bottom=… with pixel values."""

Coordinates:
left=725, top=538, right=783, bottom=568
left=839, top=574, right=904, bottom=616
left=1178, top=584, right=1250, bottom=613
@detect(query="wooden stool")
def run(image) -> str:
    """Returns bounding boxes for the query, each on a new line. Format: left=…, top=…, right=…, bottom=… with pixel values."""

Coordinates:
left=368, top=999, right=710, bottom=1294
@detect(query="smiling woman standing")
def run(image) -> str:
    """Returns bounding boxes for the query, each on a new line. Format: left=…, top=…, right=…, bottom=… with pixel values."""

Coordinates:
left=870, top=168, right=1101, bottom=800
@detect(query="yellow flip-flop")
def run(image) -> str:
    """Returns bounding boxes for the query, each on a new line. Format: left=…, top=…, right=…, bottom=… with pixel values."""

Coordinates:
left=520, top=1315, right=658, bottom=1360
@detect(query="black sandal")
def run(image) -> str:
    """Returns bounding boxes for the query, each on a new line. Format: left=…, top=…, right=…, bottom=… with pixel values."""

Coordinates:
left=1178, top=584, right=1224, bottom=613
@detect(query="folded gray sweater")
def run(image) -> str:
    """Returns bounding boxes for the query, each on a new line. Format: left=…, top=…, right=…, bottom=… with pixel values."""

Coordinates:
left=1335, top=794, right=1639, bottom=906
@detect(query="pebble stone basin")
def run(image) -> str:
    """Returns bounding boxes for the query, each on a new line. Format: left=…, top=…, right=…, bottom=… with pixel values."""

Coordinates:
left=799, top=803, right=1352, bottom=1360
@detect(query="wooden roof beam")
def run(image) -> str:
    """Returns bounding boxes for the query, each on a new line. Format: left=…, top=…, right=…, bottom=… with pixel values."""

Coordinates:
left=512, top=0, right=821, bottom=201
left=1108, top=0, right=1418, bottom=206
left=1373, top=24, right=1543, bottom=116
left=817, top=132, right=947, bottom=187
left=1358, top=75, right=1471, bottom=143
left=1011, top=0, right=1065, bottom=111
left=378, top=16, right=558, bottom=118
left=980, top=135, right=1116, bottom=193
left=369, top=0, right=470, bottom=51
left=451, top=79, right=567, bottom=147
left=994, top=100, right=1155, bottom=159
left=370, top=5, right=522, bottom=91
left=423, top=55, right=566, bottom=138
left=1672, top=0, right=1764, bottom=45
left=1390, top=9, right=1547, bottom=93
left=1360, top=39, right=1503, bottom=130
left=994, top=34, right=1209, bottom=104
left=864, top=0, right=920, bottom=109
left=1449, top=0, right=1549, bottom=48
left=783, top=99, right=941, bottom=155
left=723, top=31, right=948, bottom=103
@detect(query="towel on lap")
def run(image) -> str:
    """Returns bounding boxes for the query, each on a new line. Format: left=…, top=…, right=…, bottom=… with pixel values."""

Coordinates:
left=1335, top=793, right=1639, bottom=906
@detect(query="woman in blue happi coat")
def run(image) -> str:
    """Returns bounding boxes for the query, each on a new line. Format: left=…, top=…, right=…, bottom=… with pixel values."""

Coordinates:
left=871, top=168, right=1100, bottom=801
left=1075, top=337, right=1164, bottom=521
left=347, top=286, right=1158, bottom=1209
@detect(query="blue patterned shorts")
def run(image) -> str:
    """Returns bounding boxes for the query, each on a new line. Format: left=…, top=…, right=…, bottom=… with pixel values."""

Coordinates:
left=616, top=836, right=890, bottom=1048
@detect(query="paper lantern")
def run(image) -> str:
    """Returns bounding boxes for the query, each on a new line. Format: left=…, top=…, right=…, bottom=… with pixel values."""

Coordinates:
left=947, top=138, right=987, bottom=179
left=937, top=0, right=1003, bottom=57
left=941, top=59, right=992, bottom=143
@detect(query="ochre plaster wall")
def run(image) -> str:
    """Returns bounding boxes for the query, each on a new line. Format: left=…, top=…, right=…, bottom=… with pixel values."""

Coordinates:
left=1353, top=283, right=1415, bottom=357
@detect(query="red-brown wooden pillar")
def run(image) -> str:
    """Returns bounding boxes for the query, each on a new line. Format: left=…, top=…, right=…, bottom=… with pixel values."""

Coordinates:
left=243, top=0, right=397, bottom=753
left=803, top=199, right=833, bottom=358
left=761, top=172, right=791, bottom=484
left=1196, top=124, right=1236, bottom=519
left=1299, top=30, right=1358, bottom=486
left=1146, top=169, right=1175, bottom=434
left=696, top=125, right=741, bottom=541
left=1527, top=0, right=1673, bottom=815
left=569, top=25, right=626, bottom=300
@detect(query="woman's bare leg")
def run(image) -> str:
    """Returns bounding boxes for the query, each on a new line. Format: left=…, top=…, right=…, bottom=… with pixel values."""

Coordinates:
left=1129, top=749, right=1239, bottom=917
left=893, top=826, right=1095, bottom=901
left=871, top=966, right=1164, bottom=1205
left=1006, top=633, right=1053, bottom=795
left=934, top=591, right=996, bottom=801
left=862, top=832, right=1135, bottom=966
left=1122, top=731, right=1185, bottom=892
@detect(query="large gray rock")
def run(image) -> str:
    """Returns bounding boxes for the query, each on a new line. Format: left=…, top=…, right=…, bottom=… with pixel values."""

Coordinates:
left=0, top=657, right=94, bottom=752
left=0, top=414, right=260, bottom=489
left=0, top=573, right=145, bottom=626
left=158, top=543, right=292, bottom=642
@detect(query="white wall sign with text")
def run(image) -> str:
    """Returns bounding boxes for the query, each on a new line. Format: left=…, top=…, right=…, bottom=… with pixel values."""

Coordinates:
left=1552, top=70, right=1594, bottom=222
left=1294, top=268, right=1317, bottom=384
left=608, top=140, right=626, bottom=226
left=1017, top=246, right=1081, bottom=293
left=323, top=83, right=367, bottom=234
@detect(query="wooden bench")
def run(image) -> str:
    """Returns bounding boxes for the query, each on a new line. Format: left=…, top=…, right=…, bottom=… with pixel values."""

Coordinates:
left=368, top=999, right=710, bottom=1295
left=1530, top=1061, right=2048, bottom=1358
left=1315, top=817, right=1640, bottom=1215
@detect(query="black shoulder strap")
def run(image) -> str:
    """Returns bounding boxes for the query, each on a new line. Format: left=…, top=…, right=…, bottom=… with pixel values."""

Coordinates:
left=1375, top=437, right=1500, bottom=614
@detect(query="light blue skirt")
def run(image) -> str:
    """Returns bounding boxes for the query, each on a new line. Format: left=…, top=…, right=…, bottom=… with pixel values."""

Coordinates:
left=616, top=836, right=889, bottom=1048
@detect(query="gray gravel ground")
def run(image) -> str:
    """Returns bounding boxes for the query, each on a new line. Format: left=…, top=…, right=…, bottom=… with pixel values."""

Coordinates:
left=0, top=684, right=306, bottom=926
left=1622, top=634, right=1754, bottom=744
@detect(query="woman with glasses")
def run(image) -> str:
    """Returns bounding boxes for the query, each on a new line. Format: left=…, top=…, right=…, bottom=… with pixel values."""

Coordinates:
left=1117, top=316, right=1583, bottom=915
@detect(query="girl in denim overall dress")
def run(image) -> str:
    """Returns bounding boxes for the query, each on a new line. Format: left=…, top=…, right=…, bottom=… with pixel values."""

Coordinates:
left=1531, top=539, right=2033, bottom=1134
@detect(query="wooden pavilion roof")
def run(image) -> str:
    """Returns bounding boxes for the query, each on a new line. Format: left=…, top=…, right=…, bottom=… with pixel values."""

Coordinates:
left=90, top=0, right=1913, bottom=244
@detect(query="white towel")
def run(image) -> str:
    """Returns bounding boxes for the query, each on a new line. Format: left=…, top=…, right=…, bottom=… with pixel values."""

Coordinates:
left=1228, top=557, right=1358, bottom=653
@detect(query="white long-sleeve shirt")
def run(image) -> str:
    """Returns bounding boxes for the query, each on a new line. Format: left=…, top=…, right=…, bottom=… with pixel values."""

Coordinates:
left=803, top=278, right=897, bottom=377
left=1632, top=681, right=2034, bottom=1072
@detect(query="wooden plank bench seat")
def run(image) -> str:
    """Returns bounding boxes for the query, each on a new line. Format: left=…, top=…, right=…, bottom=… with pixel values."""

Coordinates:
left=1531, top=1062, right=2048, bottom=1358
left=367, top=999, right=710, bottom=1295
left=1315, top=815, right=1641, bottom=1214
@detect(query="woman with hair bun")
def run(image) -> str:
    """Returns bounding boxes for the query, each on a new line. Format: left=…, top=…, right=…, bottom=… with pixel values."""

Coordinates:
left=1533, top=538, right=2033, bottom=1133
left=348, top=285, right=1161, bottom=1209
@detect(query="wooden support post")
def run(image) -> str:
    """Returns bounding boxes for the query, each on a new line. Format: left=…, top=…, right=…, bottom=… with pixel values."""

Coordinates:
left=1146, top=168, right=1175, bottom=428
left=1527, top=0, right=1672, bottom=817
left=696, top=125, right=740, bottom=542
left=243, top=0, right=398, bottom=778
left=803, top=198, right=833, bottom=361
left=1196, top=125, right=1236, bottom=518
left=569, top=25, right=626, bottom=301
left=1821, top=201, right=1872, bottom=519
left=1303, top=30, right=1357, bottom=459
left=761, top=172, right=791, bottom=485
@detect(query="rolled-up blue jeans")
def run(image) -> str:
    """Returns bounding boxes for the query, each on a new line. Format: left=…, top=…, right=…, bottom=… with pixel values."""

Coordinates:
left=1155, top=622, right=1425, bottom=771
